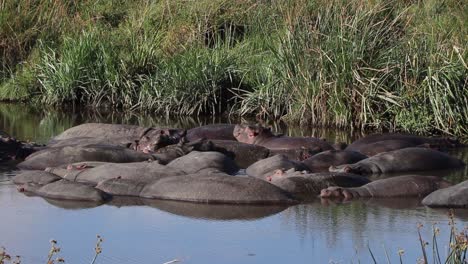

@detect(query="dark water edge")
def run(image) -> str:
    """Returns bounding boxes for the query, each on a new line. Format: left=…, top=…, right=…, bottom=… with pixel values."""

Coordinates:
left=0, top=103, right=467, bottom=264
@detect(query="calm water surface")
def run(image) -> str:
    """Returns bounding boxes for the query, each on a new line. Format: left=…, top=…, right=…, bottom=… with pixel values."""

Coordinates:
left=0, top=104, right=467, bottom=264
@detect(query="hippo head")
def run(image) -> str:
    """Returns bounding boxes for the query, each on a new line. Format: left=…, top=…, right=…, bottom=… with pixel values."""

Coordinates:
left=136, top=129, right=186, bottom=153
left=266, top=169, right=287, bottom=182
left=329, top=164, right=372, bottom=175
left=320, top=187, right=354, bottom=200
left=233, top=124, right=274, bottom=144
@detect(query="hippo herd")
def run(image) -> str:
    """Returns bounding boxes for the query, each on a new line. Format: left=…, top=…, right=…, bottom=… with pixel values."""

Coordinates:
left=4, top=122, right=468, bottom=209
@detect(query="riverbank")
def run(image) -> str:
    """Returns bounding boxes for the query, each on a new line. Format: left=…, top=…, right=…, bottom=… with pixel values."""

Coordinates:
left=0, top=0, right=466, bottom=138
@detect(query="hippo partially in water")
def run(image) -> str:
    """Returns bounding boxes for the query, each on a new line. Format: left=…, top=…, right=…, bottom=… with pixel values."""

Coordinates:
left=301, top=150, right=368, bottom=172
left=246, top=154, right=308, bottom=180
left=265, top=168, right=370, bottom=197
left=233, top=124, right=334, bottom=151
left=186, top=124, right=237, bottom=141
left=346, top=133, right=464, bottom=155
left=320, top=175, right=452, bottom=201
left=422, top=180, right=468, bottom=208
left=329, top=148, right=465, bottom=175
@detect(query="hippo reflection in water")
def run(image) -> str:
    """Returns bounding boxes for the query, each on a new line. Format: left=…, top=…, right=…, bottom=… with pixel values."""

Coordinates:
left=9, top=123, right=467, bottom=209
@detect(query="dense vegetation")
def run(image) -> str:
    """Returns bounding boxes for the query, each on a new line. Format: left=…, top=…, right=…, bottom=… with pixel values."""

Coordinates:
left=0, top=0, right=466, bottom=138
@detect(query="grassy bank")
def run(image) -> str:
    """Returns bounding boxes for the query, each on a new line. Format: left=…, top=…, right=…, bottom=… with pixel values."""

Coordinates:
left=0, top=0, right=466, bottom=138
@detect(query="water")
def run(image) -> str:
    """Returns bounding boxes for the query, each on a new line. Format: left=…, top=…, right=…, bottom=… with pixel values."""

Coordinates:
left=0, top=103, right=467, bottom=264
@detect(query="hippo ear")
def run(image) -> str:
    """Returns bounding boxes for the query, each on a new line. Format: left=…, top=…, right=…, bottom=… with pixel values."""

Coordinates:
left=343, top=166, right=352, bottom=173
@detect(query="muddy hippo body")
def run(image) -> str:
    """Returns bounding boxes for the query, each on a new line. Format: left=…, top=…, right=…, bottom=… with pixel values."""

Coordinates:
left=301, top=150, right=368, bottom=172
left=53, top=123, right=148, bottom=141
left=186, top=124, right=237, bottom=141
left=330, top=148, right=465, bottom=175
left=233, top=124, right=333, bottom=151
left=46, top=161, right=185, bottom=185
left=48, top=137, right=134, bottom=148
left=152, top=138, right=214, bottom=165
left=422, top=180, right=468, bottom=208
left=267, top=169, right=370, bottom=197
left=19, top=180, right=110, bottom=202
left=17, top=144, right=154, bottom=170
left=320, top=175, right=452, bottom=200
left=141, top=173, right=297, bottom=205
left=246, top=155, right=308, bottom=180
left=269, top=148, right=320, bottom=161
left=210, top=140, right=270, bottom=168
left=346, top=133, right=463, bottom=154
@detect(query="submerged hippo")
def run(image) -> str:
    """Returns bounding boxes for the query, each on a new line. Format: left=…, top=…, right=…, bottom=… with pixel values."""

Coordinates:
left=329, top=148, right=465, bottom=175
left=246, top=154, right=308, bottom=180
left=210, top=140, right=270, bottom=168
left=186, top=124, right=237, bottom=141
left=350, top=139, right=430, bottom=156
left=346, top=133, right=464, bottom=154
left=266, top=168, right=370, bottom=197
left=422, top=180, right=468, bottom=208
left=320, top=175, right=452, bottom=201
left=301, top=150, right=368, bottom=172
left=17, top=144, right=154, bottom=170
left=233, top=124, right=333, bottom=151
left=140, top=173, right=297, bottom=205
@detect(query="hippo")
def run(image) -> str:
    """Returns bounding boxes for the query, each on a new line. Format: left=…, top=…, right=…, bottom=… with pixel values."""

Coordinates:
left=346, top=133, right=464, bottom=154
left=13, top=170, right=61, bottom=185
left=265, top=168, right=370, bottom=197
left=350, top=139, right=433, bottom=156
left=269, top=148, right=321, bottom=161
left=186, top=124, right=237, bottom=141
left=18, top=179, right=110, bottom=202
left=51, top=123, right=185, bottom=153
left=140, top=173, right=297, bottom=205
left=152, top=137, right=214, bottom=165
left=17, top=144, right=154, bottom=170
left=210, top=140, right=270, bottom=168
left=46, top=161, right=185, bottom=185
left=329, top=148, right=465, bottom=175
left=320, top=175, right=452, bottom=201
left=233, top=124, right=334, bottom=151
left=167, top=151, right=239, bottom=175
left=422, top=180, right=468, bottom=208
left=96, top=178, right=147, bottom=197
left=246, top=154, right=308, bottom=180
left=301, top=150, right=368, bottom=172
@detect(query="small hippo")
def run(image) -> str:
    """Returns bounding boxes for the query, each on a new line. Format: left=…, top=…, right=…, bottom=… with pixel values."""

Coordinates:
left=301, top=150, right=368, bottom=172
left=329, top=147, right=465, bottom=175
left=186, top=124, right=237, bottom=141
left=265, top=168, right=370, bottom=197
left=233, top=124, right=334, bottom=151
left=422, top=180, right=468, bottom=208
left=320, top=175, right=452, bottom=201
left=18, top=179, right=110, bottom=202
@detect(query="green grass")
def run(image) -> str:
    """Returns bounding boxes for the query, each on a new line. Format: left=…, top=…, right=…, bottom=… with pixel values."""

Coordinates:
left=0, top=0, right=466, bottom=139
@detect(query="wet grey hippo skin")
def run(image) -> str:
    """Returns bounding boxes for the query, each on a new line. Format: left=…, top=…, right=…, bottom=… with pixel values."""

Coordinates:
left=18, top=179, right=110, bottom=202
left=17, top=144, right=154, bottom=170
left=96, top=178, right=147, bottom=197
left=351, top=140, right=431, bottom=156
left=186, top=124, right=237, bottom=141
left=269, top=148, right=321, bottom=161
left=167, top=151, right=239, bottom=175
left=266, top=168, right=370, bottom=197
left=246, top=154, right=308, bottom=180
left=13, top=170, right=61, bottom=185
left=233, top=124, right=334, bottom=151
left=346, top=133, right=464, bottom=154
left=320, top=175, right=452, bottom=201
left=152, top=137, right=214, bottom=165
left=210, top=140, right=270, bottom=168
left=52, top=123, right=149, bottom=141
left=140, top=173, right=297, bottom=205
left=329, top=147, right=465, bottom=175
left=46, top=161, right=185, bottom=185
left=422, top=180, right=468, bottom=208
left=301, top=150, right=368, bottom=172
left=130, top=128, right=186, bottom=153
